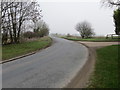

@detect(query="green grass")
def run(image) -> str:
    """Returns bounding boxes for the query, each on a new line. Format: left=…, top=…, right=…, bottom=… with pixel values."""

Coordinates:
left=2, top=36, right=52, bottom=60
left=62, top=36, right=120, bottom=42
left=0, top=46, right=2, bottom=61
left=88, top=45, right=119, bottom=88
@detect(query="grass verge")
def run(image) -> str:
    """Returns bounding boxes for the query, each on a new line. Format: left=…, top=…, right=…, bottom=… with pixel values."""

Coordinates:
left=88, top=45, right=119, bottom=88
left=62, top=36, right=120, bottom=42
left=2, top=36, right=52, bottom=60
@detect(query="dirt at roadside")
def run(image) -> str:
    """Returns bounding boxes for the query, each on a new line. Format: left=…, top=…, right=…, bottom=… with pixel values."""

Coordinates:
left=66, top=41, right=119, bottom=88
left=79, top=41, right=119, bottom=49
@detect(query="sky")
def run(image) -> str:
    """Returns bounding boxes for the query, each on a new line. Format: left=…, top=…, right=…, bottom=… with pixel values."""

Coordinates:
left=38, top=0, right=116, bottom=36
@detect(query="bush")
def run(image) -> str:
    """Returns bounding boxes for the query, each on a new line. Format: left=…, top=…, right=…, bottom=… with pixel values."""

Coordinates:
left=67, top=33, right=72, bottom=37
left=34, top=22, right=49, bottom=37
left=23, top=31, right=35, bottom=39
left=113, top=8, right=120, bottom=35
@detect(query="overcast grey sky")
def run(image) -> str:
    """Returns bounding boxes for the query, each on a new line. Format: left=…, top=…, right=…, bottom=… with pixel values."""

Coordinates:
left=38, top=1, right=115, bottom=36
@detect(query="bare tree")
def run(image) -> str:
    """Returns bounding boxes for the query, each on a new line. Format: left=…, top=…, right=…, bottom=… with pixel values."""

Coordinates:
left=1, top=1, right=42, bottom=44
left=102, top=0, right=120, bottom=7
left=101, top=0, right=120, bottom=35
left=75, top=21, right=95, bottom=39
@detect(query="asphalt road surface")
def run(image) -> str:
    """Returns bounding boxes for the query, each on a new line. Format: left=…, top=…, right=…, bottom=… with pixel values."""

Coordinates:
left=2, top=37, right=88, bottom=88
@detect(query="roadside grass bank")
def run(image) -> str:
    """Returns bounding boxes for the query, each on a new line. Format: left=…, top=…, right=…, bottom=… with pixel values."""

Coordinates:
left=62, top=36, right=120, bottom=42
left=88, top=45, right=119, bottom=88
left=2, top=36, right=52, bottom=61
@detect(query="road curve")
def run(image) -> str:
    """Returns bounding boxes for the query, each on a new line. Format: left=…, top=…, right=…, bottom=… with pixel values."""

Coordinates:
left=2, top=37, right=88, bottom=88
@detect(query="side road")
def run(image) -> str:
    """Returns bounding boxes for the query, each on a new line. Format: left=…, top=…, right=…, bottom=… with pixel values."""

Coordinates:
left=66, top=41, right=118, bottom=88
left=79, top=41, right=118, bottom=49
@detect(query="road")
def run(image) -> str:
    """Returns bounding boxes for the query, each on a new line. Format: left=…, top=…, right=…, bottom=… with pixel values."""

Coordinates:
left=2, top=37, right=88, bottom=88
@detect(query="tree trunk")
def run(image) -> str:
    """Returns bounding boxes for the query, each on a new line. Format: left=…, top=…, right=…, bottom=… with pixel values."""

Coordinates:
left=10, top=3, right=18, bottom=43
